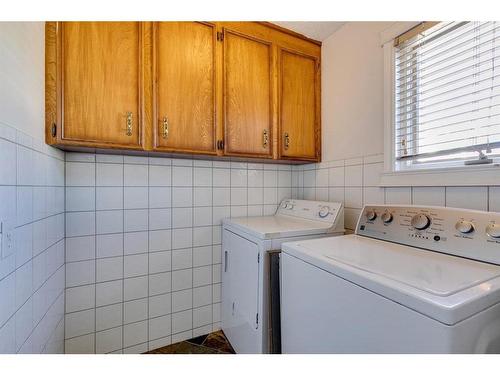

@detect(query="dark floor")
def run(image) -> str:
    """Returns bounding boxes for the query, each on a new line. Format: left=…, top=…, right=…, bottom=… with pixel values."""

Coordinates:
left=145, top=330, right=235, bottom=354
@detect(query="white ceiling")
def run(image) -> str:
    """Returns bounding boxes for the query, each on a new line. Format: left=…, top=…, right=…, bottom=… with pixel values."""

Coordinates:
left=272, top=21, right=345, bottom=41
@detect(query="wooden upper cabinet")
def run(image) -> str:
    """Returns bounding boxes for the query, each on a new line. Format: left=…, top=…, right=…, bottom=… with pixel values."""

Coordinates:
left=153, top=22, right=216, bottom=154
left=223, top=28, right=273, bottom=158
left=49, top=22, right=145, bottom=148
left=46, top=21, right=321, bottom=162
left=279, top=48, right=320, bottom=161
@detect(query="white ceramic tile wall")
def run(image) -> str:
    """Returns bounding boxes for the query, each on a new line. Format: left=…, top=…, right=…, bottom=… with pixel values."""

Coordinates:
left=292, top=154, right=500, bottom=231
left=0, top=123, right=65, bottom=353
left=64, top=153, right=290, bottom=353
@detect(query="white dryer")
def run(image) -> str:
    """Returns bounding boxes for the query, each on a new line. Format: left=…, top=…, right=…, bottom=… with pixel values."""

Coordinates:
left=281, top=204, right=500, bottom=353
left=222, top=199, right=344, bottom=354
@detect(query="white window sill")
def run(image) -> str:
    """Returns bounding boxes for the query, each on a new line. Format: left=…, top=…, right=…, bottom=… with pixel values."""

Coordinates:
left=380, top=164, right=500, bottom=187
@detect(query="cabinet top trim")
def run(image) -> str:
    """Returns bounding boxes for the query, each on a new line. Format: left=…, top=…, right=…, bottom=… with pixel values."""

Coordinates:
left=257, top=22, right=322, bottom=46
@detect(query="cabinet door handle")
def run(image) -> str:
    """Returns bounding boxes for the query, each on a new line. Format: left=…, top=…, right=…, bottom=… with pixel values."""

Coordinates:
left=126, top=112, right=133, bottom=136
left=263, top=129, right=268, bottom=148
left=284, top=132, right=290, bottom=150
left=224, top=251, right=228, bottom=272
left=161, top=116, right=169, bottom=139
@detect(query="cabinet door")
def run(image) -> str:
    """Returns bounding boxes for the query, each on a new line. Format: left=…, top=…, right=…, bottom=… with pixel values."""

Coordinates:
left=279, top=48, right=320, bottom=161
left=223, top=29, right=273, bottom=158
left=60, top=22, right=144, bottom=148
left=153, top=22, right=216, bottom=154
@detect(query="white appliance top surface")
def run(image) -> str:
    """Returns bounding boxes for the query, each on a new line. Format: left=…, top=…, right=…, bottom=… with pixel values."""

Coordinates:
left=223, top=215, right=334, bottom=240
left=222, top=199, right=344, bottom=239
left=305, top=236, right=500, bottom=295
left=283, top=235, right=500, bottom=324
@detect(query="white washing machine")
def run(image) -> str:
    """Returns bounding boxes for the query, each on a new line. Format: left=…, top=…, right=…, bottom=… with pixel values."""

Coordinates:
left=222, top=199, right=344, bottom=354
left=281, top=204, right=500, bottom=353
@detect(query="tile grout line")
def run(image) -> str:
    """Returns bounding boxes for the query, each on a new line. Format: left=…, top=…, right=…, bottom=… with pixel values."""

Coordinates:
left=170, top=164, right=173, bottom=345
left=94, top=155, right=98, bottom=353
left=211, top=163, right=216, bottom=331
left=121, top=159, right=125, bottom=353
left=191, top=164, right=194, bottom=338
left=146, top=162, right=150, bottom=350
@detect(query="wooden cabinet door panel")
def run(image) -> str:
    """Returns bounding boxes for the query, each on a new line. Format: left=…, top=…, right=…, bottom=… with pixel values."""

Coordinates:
left=223, top=29, right=273, bottom=157
left=154, top=22, right=216, bottom=154
left=61, top=22, right=143, bottom=147
left=279, top=48, right=319, bottom=160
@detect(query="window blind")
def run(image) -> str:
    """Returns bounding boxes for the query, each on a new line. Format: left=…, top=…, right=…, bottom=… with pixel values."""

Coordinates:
left=395, top=21, right=500, bottom=167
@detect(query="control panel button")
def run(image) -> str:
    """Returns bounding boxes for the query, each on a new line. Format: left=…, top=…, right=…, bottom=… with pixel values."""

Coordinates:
left=318, top=206, right=330, bottom=218
left=381, top=211, right=393, bottom=224
left=411, top=214, right=431, bottom=230
left=486, top=223, right=500, bottom=238
left=365, top=210, right=377, bottom=221
left=455, top=220, right=474, bottom=234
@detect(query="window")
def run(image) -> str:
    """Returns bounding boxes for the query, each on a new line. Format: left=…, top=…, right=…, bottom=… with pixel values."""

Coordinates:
left=393, top=21, right=500, bottom=171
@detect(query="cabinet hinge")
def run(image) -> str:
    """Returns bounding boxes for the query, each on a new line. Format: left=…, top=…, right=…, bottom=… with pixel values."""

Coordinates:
left=256, top=313, right=259, bottom=327
left=217, top=140, right=225, bottom=150
left=51, top=123, right=57, bottom=137
left=217, top=31, right=224, bottom=42
left=257, top=253, right=260, bottom=263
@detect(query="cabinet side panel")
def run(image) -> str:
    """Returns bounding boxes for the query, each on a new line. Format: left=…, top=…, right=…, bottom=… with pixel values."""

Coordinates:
left=45, top=22, right=57, bottom=145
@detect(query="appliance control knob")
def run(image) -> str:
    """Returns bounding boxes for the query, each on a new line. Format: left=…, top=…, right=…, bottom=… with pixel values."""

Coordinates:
left=455, top=220, right=474, bottom=234
left=381, top=211, right=393, bottom=223
left=288, top=204, right=294, bottom=210
left=365, top=210, right=377, bottom=221
left=486, top=223, right=500, bottom=238
left=411, top=214, right=431, bottom=230
left=282, top=202, right=289, bottom=209
left=318, top=206, right=330, bottom=218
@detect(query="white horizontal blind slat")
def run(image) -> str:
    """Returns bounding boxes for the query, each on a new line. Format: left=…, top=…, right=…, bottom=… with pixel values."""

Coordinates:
left=395, top=21, right=500, bottom=164
left=396, top=23, right=499, bottom=76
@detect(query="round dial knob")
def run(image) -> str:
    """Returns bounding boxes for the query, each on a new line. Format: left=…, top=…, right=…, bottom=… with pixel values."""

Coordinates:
left=411, top=214, right=431, bottom=230
left=365, top=210, right=377, bottom=221
left=455, top=220, right=474, bottom=234
left=486, top=223, right=500, bottom=238
left=318, top=206, right=330, bottom=218
left=381, top=211, right=393, bottom=224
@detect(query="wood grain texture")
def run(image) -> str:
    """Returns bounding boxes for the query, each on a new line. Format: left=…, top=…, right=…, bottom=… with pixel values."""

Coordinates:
left=217, top=22, right=321, bottom=60
left=45, top=22, right=58, bottom=144
left=215, top=24, right=224, bottom=157
left=153, top=22, right=216, bottom=154
left=45, top=21, right=321, bottom=162
left=142, top=22, right=153, bottom=150
left=223, top=28, right=273, bottom=158
left=279, top=48, right=320, bottom=161
left=257, top=22, right=322, bottom=46
left=61, top=22, right=144, bottom=147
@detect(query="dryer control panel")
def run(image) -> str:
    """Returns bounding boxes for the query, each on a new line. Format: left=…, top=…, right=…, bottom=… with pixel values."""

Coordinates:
left=356, top=205, right=500, bottom=265
left=277, top=199, right=344, bottom=227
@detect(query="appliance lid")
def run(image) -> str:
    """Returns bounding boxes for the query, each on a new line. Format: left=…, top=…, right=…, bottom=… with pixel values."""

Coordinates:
left=282, top=235, right=500, bottom=324
left=222, top=215, right=338, bottom=240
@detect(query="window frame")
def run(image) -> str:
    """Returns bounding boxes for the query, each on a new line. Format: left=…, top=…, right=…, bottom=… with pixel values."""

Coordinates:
left=381, top=23, right=500, bottom=187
